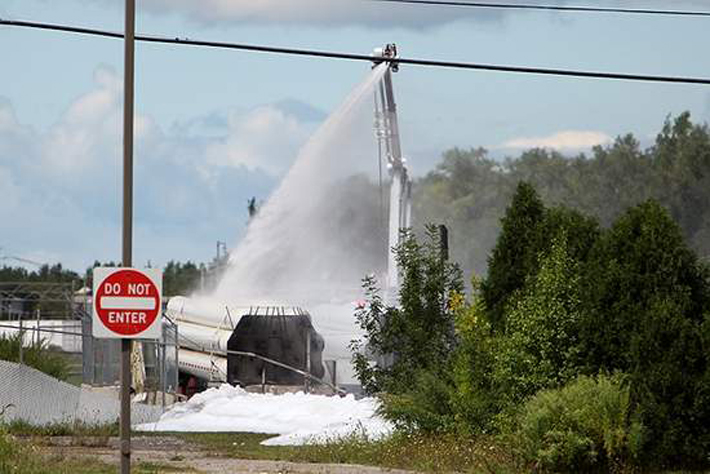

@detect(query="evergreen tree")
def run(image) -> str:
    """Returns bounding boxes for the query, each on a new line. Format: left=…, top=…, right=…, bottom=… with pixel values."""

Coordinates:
left=579, top=200, right=710, bottom=464
left=481, top=181, right=546, bottom=331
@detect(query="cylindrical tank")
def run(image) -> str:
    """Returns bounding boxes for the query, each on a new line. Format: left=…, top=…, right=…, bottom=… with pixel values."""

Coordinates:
left=178, top=349, right=227, bottom=382
left=167, top=296, right=243, bottom=329
left=177, top=321, right=232, bottom=353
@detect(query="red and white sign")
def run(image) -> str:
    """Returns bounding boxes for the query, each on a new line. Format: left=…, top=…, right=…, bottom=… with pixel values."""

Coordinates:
left=92, top=267, right=162, bottom=339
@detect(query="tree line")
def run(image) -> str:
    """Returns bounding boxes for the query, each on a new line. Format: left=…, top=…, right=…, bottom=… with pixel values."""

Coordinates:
left=0, top=260, right=207, bottom=298
left=415, top=112, right=710, bottom=280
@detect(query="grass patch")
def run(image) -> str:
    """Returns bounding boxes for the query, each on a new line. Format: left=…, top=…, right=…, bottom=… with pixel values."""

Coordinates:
left=1, top=431, right=194, bottom=473
left=0, top=427, right=117, bottom=474
left=135, top=461, right=194, bottom=473
left=178, top=431, right=516, bottom=473
left=3, top=419, right=119, bottom=437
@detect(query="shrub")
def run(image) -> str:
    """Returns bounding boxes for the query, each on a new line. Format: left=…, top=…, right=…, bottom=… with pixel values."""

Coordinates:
left=579, top=200, right=710, bottom=465
left=448, top=277, right=501, bottom=435
left=351, top=225, right=464, bottom=395
left=378, top=370, right=457, bottom=434
left=513, top=374, right=643, bottom=472
left=492, top=233, right=584, bottom=409
left=0, top=334, right=69, bottom=381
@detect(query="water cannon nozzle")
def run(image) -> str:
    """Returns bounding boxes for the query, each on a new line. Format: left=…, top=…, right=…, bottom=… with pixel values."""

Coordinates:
left=371, top=43, right=399, bottom=72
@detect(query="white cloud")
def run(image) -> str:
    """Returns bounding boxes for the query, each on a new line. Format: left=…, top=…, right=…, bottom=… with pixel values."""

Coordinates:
left=98, top=0, right=710, bottom=29
left=203, top=106, right=314, bottom=175
left=500, top=130, right=613, bottom=151
left=0, top=66, right=322, bottom=270
left=101, top=0, right=489, bottom=28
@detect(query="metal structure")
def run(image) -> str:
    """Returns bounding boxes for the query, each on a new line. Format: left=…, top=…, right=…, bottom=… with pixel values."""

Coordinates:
left=166, top=299, right=334, bottom=391
left=0, top=282, right=76, bottom=321
left=373, top=44, right=412, bottom=294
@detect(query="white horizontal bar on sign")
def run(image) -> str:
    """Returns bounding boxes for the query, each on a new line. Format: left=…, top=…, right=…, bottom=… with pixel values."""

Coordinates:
left=100, top=297, right=156, bottom=311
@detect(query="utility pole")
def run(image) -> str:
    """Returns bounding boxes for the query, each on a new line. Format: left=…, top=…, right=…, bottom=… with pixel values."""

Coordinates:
left=121, top=0, right=135, bottom=472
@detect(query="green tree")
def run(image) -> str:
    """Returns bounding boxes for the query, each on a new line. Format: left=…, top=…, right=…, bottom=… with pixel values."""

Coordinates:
left=163, top=260, right=202, bottom=296
left=481, top=181, right=547, bottom=331
left=579, top=200, right=710, bottom=464
left=492, top=233, right=585, bottom=408
left=351, top=225, right=464, bottom=395
left=449, top=276, right=499, bottom=435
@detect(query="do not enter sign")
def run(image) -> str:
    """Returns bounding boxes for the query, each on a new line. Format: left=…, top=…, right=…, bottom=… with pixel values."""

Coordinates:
left=92, top=267, right=162, bottom=339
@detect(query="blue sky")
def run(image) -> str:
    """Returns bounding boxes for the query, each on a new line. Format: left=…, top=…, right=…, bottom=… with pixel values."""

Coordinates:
left=1, top=0, right=710, bottom=271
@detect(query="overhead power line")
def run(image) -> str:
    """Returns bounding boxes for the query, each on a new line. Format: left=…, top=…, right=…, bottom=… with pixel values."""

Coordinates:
left=369, top=0, right=710, bottom=17
left=2, top=18, right=710, bottom=86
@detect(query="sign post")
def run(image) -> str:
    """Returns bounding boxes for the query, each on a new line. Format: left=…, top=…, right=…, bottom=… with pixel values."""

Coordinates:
left=92, top=267, right=161, bottom=474
left=121, top=0, right=136, bottom=472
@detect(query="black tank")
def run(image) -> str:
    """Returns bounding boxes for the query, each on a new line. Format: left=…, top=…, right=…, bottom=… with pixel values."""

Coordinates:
left=226, top=308, right=325, bottom=386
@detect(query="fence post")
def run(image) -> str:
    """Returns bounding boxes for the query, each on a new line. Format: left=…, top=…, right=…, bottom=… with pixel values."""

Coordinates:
left=304, top=327, right=311, bottom=394
left=261, top=366, right=266, bottom=394
left=161, top=339, right=167, bottom=410
left=35, top=308, right=40, bottom=346
left=18, top=316, right=23, bottom=365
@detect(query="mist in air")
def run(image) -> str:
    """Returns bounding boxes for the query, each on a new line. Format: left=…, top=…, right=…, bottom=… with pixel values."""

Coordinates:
left=213, top=64, right=391, bottom=307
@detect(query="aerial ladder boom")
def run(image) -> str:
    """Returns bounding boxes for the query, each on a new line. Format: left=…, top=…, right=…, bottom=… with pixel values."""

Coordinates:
left=373, top=44, right=412, bottom=295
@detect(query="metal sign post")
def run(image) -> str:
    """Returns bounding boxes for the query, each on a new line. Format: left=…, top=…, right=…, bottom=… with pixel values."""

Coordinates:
left=122, top=0, right=135, bottom=472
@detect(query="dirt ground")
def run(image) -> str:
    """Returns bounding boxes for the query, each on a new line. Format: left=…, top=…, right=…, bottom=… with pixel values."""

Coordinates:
left=41, top=436, right=415, bottom=474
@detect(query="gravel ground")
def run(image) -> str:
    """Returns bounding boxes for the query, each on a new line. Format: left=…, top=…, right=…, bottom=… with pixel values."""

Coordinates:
left=41, top=436, right=415, bottom=474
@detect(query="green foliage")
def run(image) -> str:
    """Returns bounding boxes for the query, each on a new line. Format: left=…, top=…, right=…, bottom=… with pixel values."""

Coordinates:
left=481, top=182, right=599, bottom=332
left=492, top=233, right=584, bottom=408
left=481, top=182, right=546, bottom=331
left=2, top=419, right=118, bottom=437
left=0, top=426, right=45, bottom=474
left=0, top=334, right=69, bottom=380
left=578, top=200, right=710, bottom=465
left=449, top=277, right=500, bottom=435
left=378, top=370, right=458, bottom=433
left=351, top=225, right=464, bottom=397
left=415, top=113, right=710, bottom=280
left=163, top=260, right=203, bottom=296
left=0, top=264, right=82, bottom=286
left=513, top=374, right=643, bottom=473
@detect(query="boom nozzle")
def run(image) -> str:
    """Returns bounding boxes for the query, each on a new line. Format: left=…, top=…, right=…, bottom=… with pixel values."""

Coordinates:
left=371, top=43, right=399, bottom=72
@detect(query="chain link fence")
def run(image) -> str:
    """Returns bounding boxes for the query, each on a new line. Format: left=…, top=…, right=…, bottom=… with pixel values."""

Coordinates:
left=0, top=360, right=162, bottom=426
left=81, top=313, right=179, bottom=403
left=0, top=307, right=178, bottom=427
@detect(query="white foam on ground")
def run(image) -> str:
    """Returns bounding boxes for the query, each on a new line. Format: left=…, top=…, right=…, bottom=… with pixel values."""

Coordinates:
left=135, top=384, right=393, bottom=446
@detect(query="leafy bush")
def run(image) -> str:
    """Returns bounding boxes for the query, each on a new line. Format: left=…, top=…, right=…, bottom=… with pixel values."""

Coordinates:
left=492, top=233, right=584, bottom=408
left=351, top=225, right=464, bottom=395
left=0, top=334, right=69, bottom=381
left=448, top=277, right=501, bottom=435
left=513, top=374, right=643, bottom=472
left=378, top=370, right=458, bottom=434
left=578, top=200, right=710, bottom=465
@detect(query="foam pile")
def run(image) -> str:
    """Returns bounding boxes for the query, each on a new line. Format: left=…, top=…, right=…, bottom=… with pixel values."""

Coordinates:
left=135, top=384, right=393, bottom=446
